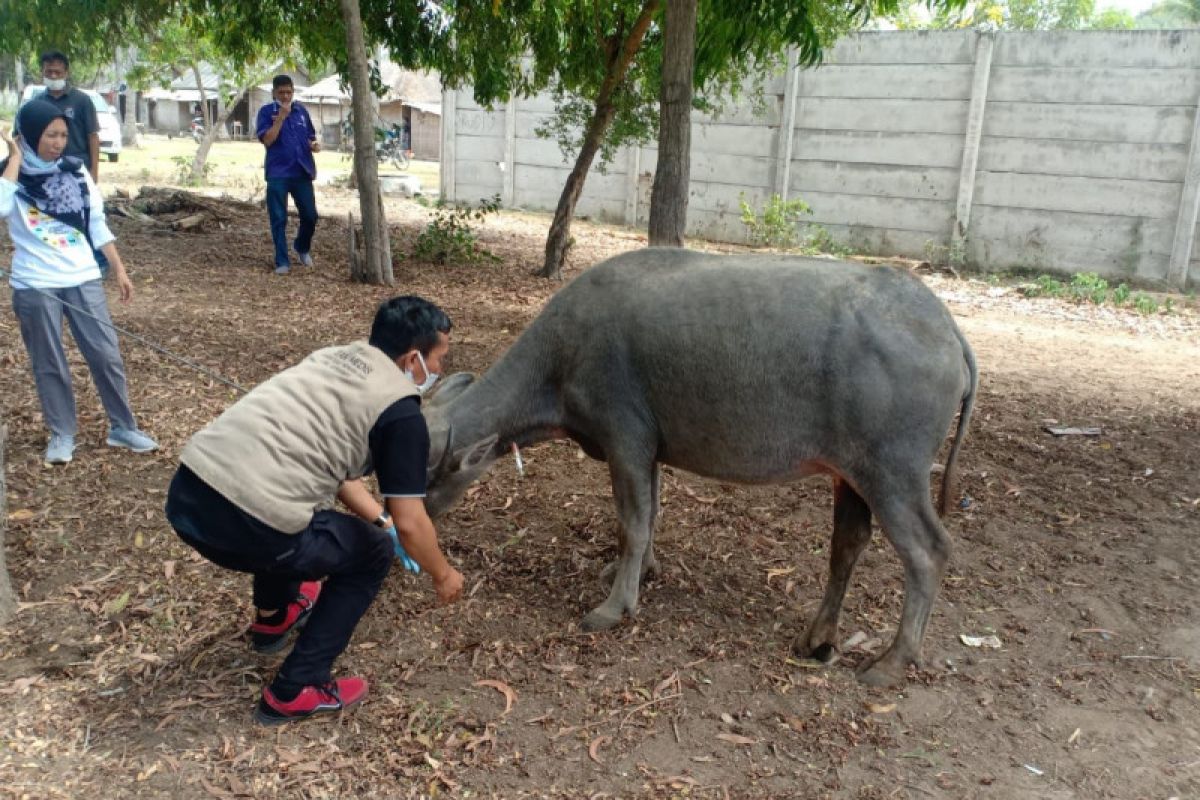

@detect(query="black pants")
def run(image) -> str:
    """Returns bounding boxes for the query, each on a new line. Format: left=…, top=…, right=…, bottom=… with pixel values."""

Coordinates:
left=165, top=465, right=392, bottom=686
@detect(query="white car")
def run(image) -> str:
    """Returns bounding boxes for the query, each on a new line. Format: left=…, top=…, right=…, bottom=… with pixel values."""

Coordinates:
left=21, top=85, right=123, bottom=162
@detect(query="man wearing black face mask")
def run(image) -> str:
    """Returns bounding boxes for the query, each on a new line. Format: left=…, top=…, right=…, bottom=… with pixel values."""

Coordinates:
left=27, top=51, right=100, bottom=182
left=165, top=295, right=464, bottom=726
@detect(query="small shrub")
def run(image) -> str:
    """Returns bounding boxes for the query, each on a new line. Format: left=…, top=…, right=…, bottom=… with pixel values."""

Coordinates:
left=739, top=193, right=812, bottom=250
left=1133, top=293, right=1158, bottom=315
left=1069, top=272, right=1109, bottom=304
left=923, top=239, right=948, bottom=265
left=803, top=225, right=851, bottom=257
left=171, top=155, right=212, bottom=186
left=1022, top=275, right=1065, bottom=298
left=1111, top=283, right=1130, bottom=305
left=413, top=194, right=502, bottom=264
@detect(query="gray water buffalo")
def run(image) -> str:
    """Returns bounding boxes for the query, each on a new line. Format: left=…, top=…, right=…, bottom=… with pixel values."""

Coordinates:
left=423, top=248, right=978, bottom=686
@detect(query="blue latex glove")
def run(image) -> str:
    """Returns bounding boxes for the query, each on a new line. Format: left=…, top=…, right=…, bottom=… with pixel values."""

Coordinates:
left=385, top=525, right=421, bottom=573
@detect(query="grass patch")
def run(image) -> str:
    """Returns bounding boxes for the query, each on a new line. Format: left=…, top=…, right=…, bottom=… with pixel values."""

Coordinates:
left=58, top=131, right=439, bottom=196
left=1020, top=271, right=1175, bottom=315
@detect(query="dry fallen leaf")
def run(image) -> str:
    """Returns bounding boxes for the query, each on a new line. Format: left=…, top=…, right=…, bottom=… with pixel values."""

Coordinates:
left=102, top=590, right=131, bottom=616
left=766, top=566, right=796, bottom=585
left=716, top=733, right=758, bottom=746
left=865, top=702, right=896, bottom=714
left=199, top=777, right=234, bottom=799
left=588, top=734, right=610, bottom=764
left=7, top=509, right=35, bottom=521
left=474, top=679, right=517, bottom=715
left=275, top=746, right=306, bottom=766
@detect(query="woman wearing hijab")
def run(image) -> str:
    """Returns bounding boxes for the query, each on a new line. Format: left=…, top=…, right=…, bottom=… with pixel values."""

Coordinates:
left=1, top=99, right=157, bottom=464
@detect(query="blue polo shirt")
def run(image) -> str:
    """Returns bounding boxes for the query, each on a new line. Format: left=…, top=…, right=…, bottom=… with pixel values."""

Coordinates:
left=255, top=100, right=317, bottom=180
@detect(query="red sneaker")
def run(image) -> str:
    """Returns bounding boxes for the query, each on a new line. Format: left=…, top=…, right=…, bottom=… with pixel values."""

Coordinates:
left=250, top=580, right=322, bottom=653
left=253, top=677, right=369, bottom=726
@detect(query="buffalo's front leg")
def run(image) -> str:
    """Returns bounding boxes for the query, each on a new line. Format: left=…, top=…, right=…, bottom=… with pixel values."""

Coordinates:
left=582, top=458, right=655, bottom=631
left=599, top=464, right=661, bottom=585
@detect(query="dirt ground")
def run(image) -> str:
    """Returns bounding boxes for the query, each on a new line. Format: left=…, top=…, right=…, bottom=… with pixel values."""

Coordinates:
left=1, top=188, right=1198, bottom=800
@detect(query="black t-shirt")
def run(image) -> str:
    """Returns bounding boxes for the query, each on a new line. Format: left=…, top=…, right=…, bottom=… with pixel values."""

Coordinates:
left=368, top=396, right=429, bottom=497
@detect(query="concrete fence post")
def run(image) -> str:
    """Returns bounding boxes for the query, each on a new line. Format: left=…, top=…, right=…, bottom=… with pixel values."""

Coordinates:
left=774, top=48, right=802, bottom=201
left=1168, top=88, right=1200, bottom=289
left=624, top=145, right=641, bottom=226
left=502, top=96, right=517, bottom=207
left=950, top=32, right=995, bottom=269
left=440, top=87, right=457, bottom=203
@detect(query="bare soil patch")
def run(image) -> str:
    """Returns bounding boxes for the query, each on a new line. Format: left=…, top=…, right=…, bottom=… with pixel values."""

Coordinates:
left=1, top=190, right=1198, bottom=799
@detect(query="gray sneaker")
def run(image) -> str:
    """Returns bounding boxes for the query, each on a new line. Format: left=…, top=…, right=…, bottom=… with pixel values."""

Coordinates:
left=294, top=249, right=314, bottom=267
left=107, top=427, right=159, bottom=453
left=274, top=265, right=291, bottom=275
left=45, top=434, right=75, bottom=465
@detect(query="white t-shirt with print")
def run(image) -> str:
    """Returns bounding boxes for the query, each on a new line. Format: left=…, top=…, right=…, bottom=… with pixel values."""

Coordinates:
left=0, top=169, right=115, bottom=289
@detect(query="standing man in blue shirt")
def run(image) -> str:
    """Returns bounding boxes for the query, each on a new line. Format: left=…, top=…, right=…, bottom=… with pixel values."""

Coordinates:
left=256, top=75, right=320, bottom=275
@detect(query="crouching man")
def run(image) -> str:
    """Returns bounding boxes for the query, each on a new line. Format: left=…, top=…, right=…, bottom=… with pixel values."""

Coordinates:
left=165, top=296, right=464, bottom=725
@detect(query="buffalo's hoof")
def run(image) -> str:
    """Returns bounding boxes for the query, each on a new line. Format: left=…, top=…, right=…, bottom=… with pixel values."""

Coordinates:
left=796, top=642, right=844, bottom=666
left=598, top=557, right=661, bottom=586
left=580, top=607, right=623, bottom=632
left=792, top=629, right=840, bottom=665
left=856, top=656, right=908, bottom=687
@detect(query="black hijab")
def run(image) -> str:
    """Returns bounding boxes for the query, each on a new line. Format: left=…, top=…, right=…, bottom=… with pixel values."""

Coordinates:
left=2, top=99, right=92, bottom=243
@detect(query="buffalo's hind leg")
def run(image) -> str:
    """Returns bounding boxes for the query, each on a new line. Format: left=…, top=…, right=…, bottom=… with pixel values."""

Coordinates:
left=856, top=479, right=951, bottom=687
left=794, top=477, right=873, bottom=664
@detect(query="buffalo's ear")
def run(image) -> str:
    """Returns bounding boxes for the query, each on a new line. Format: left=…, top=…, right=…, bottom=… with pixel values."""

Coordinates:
left=425, top=421, right=451, bottom=478
left=454, top=433, right=500, bottom=471
left=426, top=372, right=475, bottom=409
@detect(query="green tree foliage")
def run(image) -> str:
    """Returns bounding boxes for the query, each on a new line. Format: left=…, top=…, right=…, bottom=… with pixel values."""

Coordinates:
left=1136, top=0, right=1200, bottom=26
left=888, top=0, right=1142, bottom=29
left=125, top=14, right=289, bottom=183
left=431, top=0, right=925, bottom=277
left=1090, top=7, right=1135, bottom=27
left=0, top=0, right=167, bottom=62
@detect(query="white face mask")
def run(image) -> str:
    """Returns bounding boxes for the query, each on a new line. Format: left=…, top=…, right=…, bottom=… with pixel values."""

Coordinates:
left=404, top=350, right=439, bottom=394
left=44, top=78, right=67, bottom=91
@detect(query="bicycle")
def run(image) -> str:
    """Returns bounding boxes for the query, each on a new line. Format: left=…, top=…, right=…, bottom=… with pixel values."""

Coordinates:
left=379, top=123, right=411, bottom=171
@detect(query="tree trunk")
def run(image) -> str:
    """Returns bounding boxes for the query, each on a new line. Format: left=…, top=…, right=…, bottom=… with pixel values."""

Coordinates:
left=190, top=58, right=211, bottom=132
left=539, top=103, right=619, bottom=280
left=190, top=85, right=248, bottom=183
left=538, top=0, right=662, bottom=280
left=118, top=47, right=139, bottom=148
left=340, top=0, right=393, bottom=285
left=647, top=0, right=698, bottom=247
left=0, top=424, right=15, bottom=626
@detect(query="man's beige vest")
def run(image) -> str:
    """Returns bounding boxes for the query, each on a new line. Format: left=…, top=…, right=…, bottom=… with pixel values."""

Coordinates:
left=181, top=341, right=419, bottom=533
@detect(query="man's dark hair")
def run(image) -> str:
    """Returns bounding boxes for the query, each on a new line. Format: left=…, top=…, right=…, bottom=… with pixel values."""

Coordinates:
left=370, top=296, right=452, bottom=359
left=40, top=51, right=69, bottom=70
left=272, top=74, right=294, bottom=90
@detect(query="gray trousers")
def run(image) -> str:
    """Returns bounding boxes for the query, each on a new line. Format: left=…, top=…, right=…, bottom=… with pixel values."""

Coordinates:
left=11, top=280, right=137, bottom=437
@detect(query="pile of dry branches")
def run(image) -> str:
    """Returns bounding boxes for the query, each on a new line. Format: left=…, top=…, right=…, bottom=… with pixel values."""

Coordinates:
left=107, top=187, right=261, bottom=232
